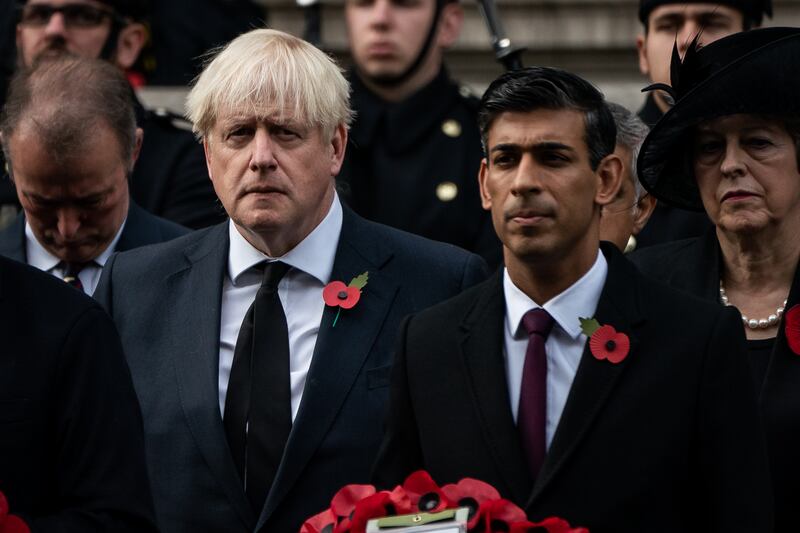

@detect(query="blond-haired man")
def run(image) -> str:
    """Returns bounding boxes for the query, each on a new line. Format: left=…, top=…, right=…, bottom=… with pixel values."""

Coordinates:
left=95, top=28, right=487, bottom=533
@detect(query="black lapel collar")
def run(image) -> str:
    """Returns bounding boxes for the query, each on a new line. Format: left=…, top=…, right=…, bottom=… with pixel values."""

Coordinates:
left=166, top=224, right=256, bottom=529
left=0, top=213, right=27, bottom=263
left=458, top=270, right=533, bottom=504
left=761, top=256, right=800, bottom=402
left=258, top=207, right=398, bottom=527
left=528, top=244, right=645, bottom=505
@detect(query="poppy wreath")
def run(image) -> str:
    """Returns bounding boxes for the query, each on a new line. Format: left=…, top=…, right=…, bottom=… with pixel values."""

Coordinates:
left=323, top=272, right=369, bottom=327
left=0, top=491, right=30, bottom=533
left=299, top=471, right=588, bottom=533
left=785, top=304, right=800, bottom=355
left=579, top=317, right=630, bottom=364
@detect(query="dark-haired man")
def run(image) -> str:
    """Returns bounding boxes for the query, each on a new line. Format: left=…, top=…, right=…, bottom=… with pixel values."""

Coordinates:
left=373, top=66, right=773, bottom=531
left=0, top=56, right=187, bottom=295
left=1, top=0, right=223, bottom=229
left=339, top=0, right=500, bottom=266
left=634, top=0, right=771, bottom=247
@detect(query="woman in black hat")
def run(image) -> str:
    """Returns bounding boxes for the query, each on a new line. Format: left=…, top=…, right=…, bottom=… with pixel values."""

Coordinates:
left=632, top=26, right=800, bottom=532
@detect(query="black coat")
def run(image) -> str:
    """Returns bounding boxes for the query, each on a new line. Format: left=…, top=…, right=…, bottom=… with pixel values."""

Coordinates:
left=374, top=243, right=773, bottom=533
left=338, top=69, right=501, bottom=267
left=631, top=228, right=800, bottom=533
left=0, top=201, right=189, bottom=264
left=0, top=255, right=157, bottom=532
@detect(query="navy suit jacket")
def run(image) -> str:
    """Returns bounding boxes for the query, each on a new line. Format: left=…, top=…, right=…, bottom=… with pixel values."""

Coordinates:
left=0, top=202, right=188, bottom=264
left=374, top=244, right=773, bottom=532
left=94, top=206, right=488, bottom=532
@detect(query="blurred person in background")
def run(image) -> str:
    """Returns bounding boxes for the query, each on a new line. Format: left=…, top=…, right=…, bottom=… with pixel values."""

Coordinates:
left=634, top=0, right=771, bottom=248
left=3, top=0, right=224, bottom=229
left=339, top=0, right=501, bottom=267
left=599, top=102, right=656, bottom=252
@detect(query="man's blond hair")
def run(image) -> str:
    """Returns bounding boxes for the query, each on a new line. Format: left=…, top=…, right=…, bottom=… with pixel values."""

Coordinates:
left=186, top=28, right=352, bottom=139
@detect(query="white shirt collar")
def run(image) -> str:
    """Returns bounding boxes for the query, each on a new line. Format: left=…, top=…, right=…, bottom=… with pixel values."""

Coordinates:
left=504, top=250, right=609, bottom=341
left=227, top=193, right=343, bottom=286
left=25, top=218, right=127, bottom=271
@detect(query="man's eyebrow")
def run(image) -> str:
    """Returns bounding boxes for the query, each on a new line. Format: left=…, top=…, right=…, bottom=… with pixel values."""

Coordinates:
left=489, top=141, right=574, bottom=154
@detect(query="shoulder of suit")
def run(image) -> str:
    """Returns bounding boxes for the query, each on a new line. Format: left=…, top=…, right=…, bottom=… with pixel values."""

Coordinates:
left=112, top=223, right=221, bottom=267
left=456, top=83, right=481, bottom=111
left=629, top=236, right=702, bottom=276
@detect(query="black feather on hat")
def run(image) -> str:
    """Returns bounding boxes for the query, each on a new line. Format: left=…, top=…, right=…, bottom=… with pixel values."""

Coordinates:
left=636, top=27, right=800, bottom=211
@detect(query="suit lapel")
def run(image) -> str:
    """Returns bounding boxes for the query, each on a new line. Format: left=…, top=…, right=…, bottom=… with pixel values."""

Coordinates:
left=528, top=246, right=644, bottom=505
left=167, top=224, right=256, bottom=529
left=458, top=271, right=532, bottom=504
left=258, top=209, right=398, bottom=527
left=761, top=257, right=800, bottom=402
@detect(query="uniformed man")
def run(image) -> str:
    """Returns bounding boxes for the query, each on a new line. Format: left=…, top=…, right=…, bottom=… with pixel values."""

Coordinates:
left=339, top=0, right=501, bottom=267
left=633, top=0, right=771, bottom=247
left=2, top=0, right=225, bottom=229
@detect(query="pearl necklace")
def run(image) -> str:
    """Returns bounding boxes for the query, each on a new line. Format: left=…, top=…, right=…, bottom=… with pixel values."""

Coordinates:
left=719, top=282, right=787, bottom=330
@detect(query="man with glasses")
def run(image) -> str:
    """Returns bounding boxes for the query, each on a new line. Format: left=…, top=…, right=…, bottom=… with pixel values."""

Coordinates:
left=1, top=0, right=224, bottom=230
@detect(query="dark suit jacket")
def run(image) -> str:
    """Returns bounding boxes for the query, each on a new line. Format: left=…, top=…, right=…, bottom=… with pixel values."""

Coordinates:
left=632, top=229, right=800, bottom=533
left=0, top=201, right=189, bottom=264
left=374, top=244, right=773, bottom=533
left=93, top=206, right=488, bottom=533
left=0, top=256, right=157, bottom=532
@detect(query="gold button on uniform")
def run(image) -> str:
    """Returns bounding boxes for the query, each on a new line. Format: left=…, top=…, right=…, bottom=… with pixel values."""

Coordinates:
left=436, top=181, right=458, bottom=202
left=441, top=119, right=461, bottom=138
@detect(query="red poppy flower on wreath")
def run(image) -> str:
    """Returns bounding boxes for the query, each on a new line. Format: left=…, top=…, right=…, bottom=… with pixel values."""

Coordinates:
left=579, top=317, right=630, bottom=364
left=471, top=498, right=527, bottom=533
left=0, top=491, right=30, bottom=533
left=323, top=272, right=369, bottom=327
left=785, top=304, right=800, bottom=355
left=441, top=477, right=501, bottom=529
left=402, top=470, right=452, bottom=514
left=348, top=488, right=413, bottom=533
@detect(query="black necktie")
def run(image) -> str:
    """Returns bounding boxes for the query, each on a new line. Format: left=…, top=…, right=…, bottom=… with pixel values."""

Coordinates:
left=60, top=262, right=87, bottom=292
left=223, top=261, right=292, bottom=513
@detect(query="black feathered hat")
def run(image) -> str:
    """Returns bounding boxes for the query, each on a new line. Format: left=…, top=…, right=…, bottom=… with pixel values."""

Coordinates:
left=639, top=0, right=772, bottom=27
left=636, top=27, right=800, bottom=211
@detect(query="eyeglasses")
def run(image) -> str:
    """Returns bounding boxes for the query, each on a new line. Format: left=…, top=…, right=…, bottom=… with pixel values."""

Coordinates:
left=18, top=3, right=119, bottom=28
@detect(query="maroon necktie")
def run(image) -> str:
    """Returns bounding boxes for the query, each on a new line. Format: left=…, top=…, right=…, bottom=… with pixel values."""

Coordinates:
left=61, top=262, right=87, bottom=292
left=518, top=308, right=554, bottom=481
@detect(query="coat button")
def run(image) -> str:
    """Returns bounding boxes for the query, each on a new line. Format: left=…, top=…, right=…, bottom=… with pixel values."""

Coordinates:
left=441, top=119, right=462, bottom=138
left=436, top=181, right=458, bottom=202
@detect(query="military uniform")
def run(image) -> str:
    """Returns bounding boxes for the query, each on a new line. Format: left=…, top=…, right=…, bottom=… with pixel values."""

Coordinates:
left=338, top=68, right=501, bottom=267
left=634, top=93, right=711, bottom=249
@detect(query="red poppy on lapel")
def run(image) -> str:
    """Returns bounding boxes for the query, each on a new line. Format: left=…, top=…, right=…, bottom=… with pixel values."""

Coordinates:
left=580, top=318, right=630, bottom=364
left=786, top=304, right=800, bottom=355
left=0, top=492, right=30, bottom=533
left=323, top=272, right=369, bottom=327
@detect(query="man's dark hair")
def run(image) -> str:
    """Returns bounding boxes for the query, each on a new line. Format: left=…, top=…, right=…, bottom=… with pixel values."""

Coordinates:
left=478, top=66, right=617, bottom=171
left=0, top=56, right=137, bottom=172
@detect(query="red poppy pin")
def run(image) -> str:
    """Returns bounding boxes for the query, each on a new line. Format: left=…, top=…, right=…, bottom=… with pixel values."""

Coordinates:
left=323, top=272, right=369, bottom=327
left=785, top=304, right=800, bottom=355
left=580, top=317, right=630, bottom=364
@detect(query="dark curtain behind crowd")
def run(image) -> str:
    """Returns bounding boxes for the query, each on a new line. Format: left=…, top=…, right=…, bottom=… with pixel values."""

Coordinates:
left=148, top=0, right=266, bottom=85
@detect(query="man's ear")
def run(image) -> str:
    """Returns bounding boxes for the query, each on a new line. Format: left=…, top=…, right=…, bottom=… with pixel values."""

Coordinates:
left=436, top=2, right=463, bottom=48
left=595, top=153, right=624, bottom=207
left=329, top=124, right=348, bottom=177
left=478, top=158, right=493, bottom=211
left=632, top=192, right=657, bottom=235
left=114, top=23, right=147, bottom=70
left=636, top=33, right=650, bottom=77
left=130, top=127, right=144, bottom=167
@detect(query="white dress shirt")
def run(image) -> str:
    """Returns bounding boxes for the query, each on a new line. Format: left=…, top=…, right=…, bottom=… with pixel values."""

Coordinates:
left=25, top=219, right=127, bottom=296
left=503, top=250, right=608, bottom=449
left=218, top=194, right=343, bottom=421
